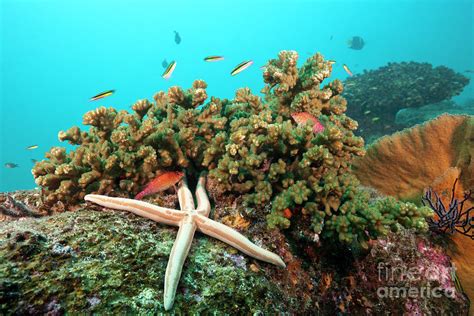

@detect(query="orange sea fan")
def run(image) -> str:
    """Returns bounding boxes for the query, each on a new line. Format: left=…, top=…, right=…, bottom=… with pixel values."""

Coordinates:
left=352, top=114, right=473, bottom=203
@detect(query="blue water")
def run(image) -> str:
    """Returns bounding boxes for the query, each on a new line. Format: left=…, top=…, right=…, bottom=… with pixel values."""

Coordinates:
left=1, top=0, right=473, bottom=192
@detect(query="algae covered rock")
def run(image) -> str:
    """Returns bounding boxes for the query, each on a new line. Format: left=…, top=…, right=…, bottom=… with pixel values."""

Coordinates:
left=0, top=208, right=305, bottom=314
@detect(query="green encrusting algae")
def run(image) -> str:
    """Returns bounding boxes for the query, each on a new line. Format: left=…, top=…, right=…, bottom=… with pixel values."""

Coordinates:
left=0, top=209, right=290, bottom=314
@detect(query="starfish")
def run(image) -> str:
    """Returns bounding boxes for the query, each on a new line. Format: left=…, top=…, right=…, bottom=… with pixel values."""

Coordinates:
left=84, top=172, right=286, bottom=310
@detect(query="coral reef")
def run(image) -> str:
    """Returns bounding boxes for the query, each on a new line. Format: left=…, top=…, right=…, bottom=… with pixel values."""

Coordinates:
left=0, top=195, right=466, bottom=314
left=353, top=114, right=474, bottom=203
left=85, top=173, right=286, bottom=310
left=343, top=62, right=469, bottom=142
left=33, top=80, right=225, bottom=207
left=422, top=180, right=474, bottom=315
left=0, top=190, right=57, bottom=222
left=0, top=208, right=300, bottom=314
left=352, top=229, right=468, bottom=315
left=208, top=51, right=430, bottom=248
left=395, top=100, right=474, bottom=127
left=32, top=51, right=431, bottom=248
left=352, top=114, right=474, bottom=314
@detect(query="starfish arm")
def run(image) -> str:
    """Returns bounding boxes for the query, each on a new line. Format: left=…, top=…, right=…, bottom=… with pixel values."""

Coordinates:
left=84, top=194, right=184, bottom=226
left=195, top=173, right=211, bottom=216
left=195, top=214, right=286, bottom=268
left=177, top=177, right=195, bottom=211
left=164, top=217, right=197, bottom=310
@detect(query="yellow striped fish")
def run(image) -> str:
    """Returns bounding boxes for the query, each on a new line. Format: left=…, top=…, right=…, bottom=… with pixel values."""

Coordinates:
left=343, top=64, right=353, bottom=76
left=162, top=61, right=177, bottom=79
left=90, top=90, right=115, bottom=101
left=204, top=56, right=224, bottom=62
left=231, top=60, right=253, bottom=76
left=26, top=145, right=38, bottom=150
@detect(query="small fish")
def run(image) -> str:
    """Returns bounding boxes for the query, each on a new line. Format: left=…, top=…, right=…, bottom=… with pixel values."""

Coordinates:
left=162, top=59, right=168, bottom=69
left=135, top=171, right=184, bottom=200
left=4, top=162, right=19, bottom=169
left=372, top=117, right=380, bottom=122
left=26, top=145, right=38, bottom=150
left=364, top=110, right=371, bottom=115
left=231, top=60, right=253, bottom=76
left=31, top=159, right=38, bottom=163
left=343, top=64, right=353, bottom=76
left=327, top=60, right=336, bottom=65
left=174, top=31, right=181, bottom=44
left=464, top=70, right=474, bottom=74
left=330, top=35, right=333, bottom=40
left=347, top=36, right=365, bottom=50
left=283, top=208, right=292, bottom=219
left=204, top=56, right=224, bottom=62
left=162, top=61, right=177, bottom=80
left=291, top=112, right=325, bottom=134
left=90, top=90, right=115, bottom=101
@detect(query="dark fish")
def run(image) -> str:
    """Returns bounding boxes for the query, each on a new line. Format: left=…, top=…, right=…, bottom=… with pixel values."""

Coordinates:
left=347, top=36, right=365, bottom=50
left=5, top=162, right=19, bottom=169
left=31, top=159, right=38, bottom=163
left=174, top=31, right=181, bottom=44
left=464, top=70, right=474, bottom=73
left=90, top=90, right=115, bottom=101
left=162, top=59, right=168, bottom=69
left=330, top=35, right=333, bottom=40
left=26, top=145, right=38, bottom=150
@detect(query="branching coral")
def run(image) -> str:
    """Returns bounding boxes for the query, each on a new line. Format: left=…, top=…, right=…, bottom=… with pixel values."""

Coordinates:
left=207, top=51, right=430, bottom=248
left=33, top=81, right=227, bottom=206
left=33, top=51, right=431, bottom=248
left=343, top=62, right=469, bottom=141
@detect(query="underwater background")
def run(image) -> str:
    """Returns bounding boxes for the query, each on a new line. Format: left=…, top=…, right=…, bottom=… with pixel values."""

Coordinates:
left=1, top=0, right=473, bottom=192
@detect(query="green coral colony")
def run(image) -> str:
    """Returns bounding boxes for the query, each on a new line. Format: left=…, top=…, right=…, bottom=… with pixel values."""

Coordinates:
left=32, top=51, right=431, bottom=248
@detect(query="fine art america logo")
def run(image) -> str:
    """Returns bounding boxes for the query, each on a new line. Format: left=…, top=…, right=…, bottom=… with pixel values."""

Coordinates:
left=376, top=262, right=457, bottom=299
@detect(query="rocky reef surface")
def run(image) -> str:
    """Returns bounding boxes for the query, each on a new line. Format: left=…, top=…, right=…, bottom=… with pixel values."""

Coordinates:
left=0, top=190, right=468, bottom=314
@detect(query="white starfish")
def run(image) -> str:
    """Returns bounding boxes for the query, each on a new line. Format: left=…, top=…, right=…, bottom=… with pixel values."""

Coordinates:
left=84, top=172, right=286, bottom=310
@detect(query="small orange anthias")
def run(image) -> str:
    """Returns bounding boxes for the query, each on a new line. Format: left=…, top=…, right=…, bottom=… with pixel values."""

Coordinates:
left=291, top=112, right=325, bottom=134
left=135, top=171, right=184, bottom=200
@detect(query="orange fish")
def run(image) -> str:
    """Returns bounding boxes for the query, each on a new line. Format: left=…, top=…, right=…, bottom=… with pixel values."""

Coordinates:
left=135, top=171, right=184, bottom=200
left=291, top=112, right=325, bottom=134
left=283, top=208, right=293, bottom=219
